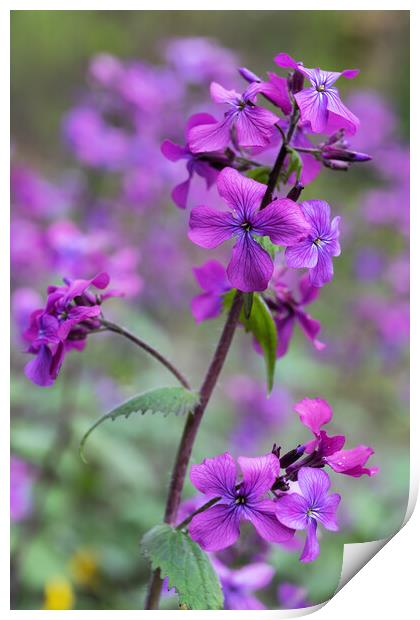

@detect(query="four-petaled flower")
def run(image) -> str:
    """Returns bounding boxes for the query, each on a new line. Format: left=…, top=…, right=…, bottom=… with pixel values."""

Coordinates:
left=275, top=467, right=341, bottom=562
left=188, top=452, right=294, bottom=551
left=161, top=113, right=220, bottom=209
left=188, top=82, right=279, bottom=153
left=275, top=53, right=360, bottom=135
left=191, top=260, right=230, bottom=323
left=285, top=200, right=341, bottom=287
left=188, top=167, right=310, bottom=292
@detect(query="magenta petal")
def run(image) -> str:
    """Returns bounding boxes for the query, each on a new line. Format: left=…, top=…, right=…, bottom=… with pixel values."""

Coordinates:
left=235, top=106, right=279, bottom=148
left=171, top=177, right=191, bottom=209
left=275, top=493, right=309, bottom=530
left=24, top=345, right=54, bottom=387
left=191, top=292, right=223, bottom=323
left=190, top=452, right=237, bottom=497
left=300, top=200, right=331, bottom=235
left=238, top=453, right=279, bottom=498
left=253, top=198, right=310, bottom=246
left=160, top=139, right=187, bottom=162
left=265, top=72, right=292, bottom=114
left=275, top=315, right=295, bottom=358
left=247, top=500, right=294, bottom=543
left=294, top=397, right=333, bottom=435
left=230, top=563, right=275, bottom=590
left=295, top=310, right=324, bottom=349
left=300, top=518, right=320, bottom=562
left=285, top=239, right=318, bottom=269
left=298, top=467, right=331, bottom=506
left=210, top=81, right=240, bottom=104
left=217, top=167, right=266, bottom=216
left=325, top=90, right=360, bottom=136
left=325, top=445, right=376, bottom=477
left=309, top=246, right=334, bottom=287
left=274, top=52, right=300, bottom=69
left=188, top=206, right=235, bottom=249
left=316, top=493, right=341, bottom=531
left=193, top=260, right=228, bottom=292
left=341, top=68, right=359, bottom=79
left=227, top=234, right=273, bottom=293
left=188, top=117, right=232, bottom=153
left=295, top=89, right=328, bottom=133
left=185, top=112, right=218, bottom=134
left=299, top=273, right=319, bottom=305
left=189, top=504, right=240, bottom=551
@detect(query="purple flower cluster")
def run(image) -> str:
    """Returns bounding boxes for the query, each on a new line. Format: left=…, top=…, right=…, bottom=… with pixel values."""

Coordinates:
left=23, top=273, right=116, bottom=387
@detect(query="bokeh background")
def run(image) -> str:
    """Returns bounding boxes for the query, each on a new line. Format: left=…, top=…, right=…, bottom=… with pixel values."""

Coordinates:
left=11, top=10, right=409, bottom=610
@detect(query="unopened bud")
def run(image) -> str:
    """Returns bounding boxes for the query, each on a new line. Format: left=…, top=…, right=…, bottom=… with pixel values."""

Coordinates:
left=238, top=67, right=261, bottom=84
left=288, top=69, right=304, bottom=94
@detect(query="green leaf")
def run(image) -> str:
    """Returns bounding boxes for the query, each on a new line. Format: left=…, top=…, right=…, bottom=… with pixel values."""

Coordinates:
left=141, top=524, right=223, bottom=610
left=241, top=293, right=277, bottom=394
left=280, top=147, right=303, bottom=184
left=245, top=165, right=270, bottom=184
left=243, top=292, right=254, bottom=319
left=80, top=387, right=200, bottom=463
left=255, top=235, right=279, bottom=259
left=224, top=291, right=277, bottom=393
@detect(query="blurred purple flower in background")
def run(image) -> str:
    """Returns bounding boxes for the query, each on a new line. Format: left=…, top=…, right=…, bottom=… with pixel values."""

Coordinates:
left=278, top=582, right=310, bottom=609
left=212, top=557, right=275, bottom=610
left=11, top=456, right=35, bottom=522
left=191, top=260, right=230, bottom=323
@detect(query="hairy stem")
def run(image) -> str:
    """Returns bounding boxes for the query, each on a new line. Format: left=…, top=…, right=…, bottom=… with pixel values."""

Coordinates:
left=100, top=319, right=190, bottom=389
left=144, top=290, right=244, bottom=609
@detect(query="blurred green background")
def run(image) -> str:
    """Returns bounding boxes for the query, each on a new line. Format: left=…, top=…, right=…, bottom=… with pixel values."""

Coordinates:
left=11, top=10, right=409, bottom=611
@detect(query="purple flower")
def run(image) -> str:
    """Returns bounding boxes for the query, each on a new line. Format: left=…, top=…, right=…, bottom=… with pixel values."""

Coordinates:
left=212, top=557, right=274, bottom=610
left=161, top=113, right=220, bottom=209
left=278, top=582, right=310, bottom=609
left=188, top=168, right=310, bottom=292
left=275, top=467, right=341, bottom=562
left=191, top=260, right=230, bottom=323
left=285, top=200, right=341, bottom=287
left=239, top=66, right=292, bottom=116
left=188, top=82, right=279, bottom=153
left=274, top=53, right=359, bottom=135
left=24, top=273, right=112, bottom=387
left=325, top=446, right=379, bottom=478
left=11, top=456, right=35, bottom=522
left=188, top=452, right=294, bottom=552
left=295, top=398, right=378, bottom=478
left=270, top=272, right=325, bottom=357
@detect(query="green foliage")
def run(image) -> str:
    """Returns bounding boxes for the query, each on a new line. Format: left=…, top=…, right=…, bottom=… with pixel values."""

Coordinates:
left=245, top=166, right=270, bottom=184
left=243, top=292, right=254, bottom=319
left=280, top=147, right=303, bottom=184
left=224, top=290, right=277, bottom=393
left=141, top=524, right=223, bottom=610
left=80, top=387, right=200, bottom=463
left=256, top=235, right=279, bottom=259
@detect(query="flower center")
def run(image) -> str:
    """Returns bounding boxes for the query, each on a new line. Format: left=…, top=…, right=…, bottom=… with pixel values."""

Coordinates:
left=241, top=221, right=253, bottom=232
left=316, top=84, right=326, bottom=92
left=313, top=237, right=322, bottom=246
left=235, top=494, right=247, bottom=505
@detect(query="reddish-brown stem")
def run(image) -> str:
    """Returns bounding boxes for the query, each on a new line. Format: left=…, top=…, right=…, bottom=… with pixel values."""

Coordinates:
left=144, top=291, right=244, bottom=609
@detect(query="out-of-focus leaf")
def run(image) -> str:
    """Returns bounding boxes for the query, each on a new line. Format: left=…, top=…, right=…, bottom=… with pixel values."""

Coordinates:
left=256, top=235, right=279, bottom=259
left=243, top=292, right=254, bottom=319
left=280, top=147, right=303, bottom=184
left=245, top=165, right=270, bottom=183
left=80, top=387, right=200, bottom=463
left=141, top=524, right=223, bottom=610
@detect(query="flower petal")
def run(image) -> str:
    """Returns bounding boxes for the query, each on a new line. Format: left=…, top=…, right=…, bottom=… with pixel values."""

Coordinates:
left=247, top=499, right=295, bottom=543
left=188, top=206, right=236, bottom=248
left=238, top=453, right=279, bottom=498
left=189, top=504, right=240, bottom=552
left=295, top=310, right=325, bottom=350
left=210, top=81, right=240, bottom=105
left=300, top=200, right=331, bottom=237
left=309, top=246, right=334, bottom=287
left=191, top=292, right=223, bottom=323
left=193, top=260, right=228, bottom=293
left=297, top=467, right=331, bottom=506
left=217, top=167, right=266, bottom=218
left=24, top=345, right=54, bottom=387
left=300, top=517, right=320, bottom=562
left=235, top=106, right=279, bottom=148
left=325, top=89, right=360, bottom=136
left=188, top=117, right=232, bottom=153
left=171, top=177, right=191, bottom=209
left=190, top=452, right=237, bottom=497
left=275, top=493, right=309, bottom=530
left=295, top=89, right=328, bottom=133
left=227, top=234, right=273, bottom=292
left=274, top=53, right=300, bottom=69
left=325, top=445, right=377, bottom=477
left=285, top=239, right=318, bottom=269
left=230, top=562, right=275, bottom=590
left=294, top=397, right=333, bottom=435
left=185, top=112, right=218, bottom=135
left=160, top=139, right=188, bottom=162
left=316, top=493, right=341, bottom=531
left=275, top=315, right=295, bottom=358
left=253, top=198, right=310, bottom=246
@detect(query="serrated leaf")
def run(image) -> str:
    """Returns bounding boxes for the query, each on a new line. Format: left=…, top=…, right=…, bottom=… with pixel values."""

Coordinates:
left=141, top=524, right=223, bottom=610
left=80, top=387, right=200, bottom=463
left=245, top=165, right=271, bottom=184
left=224, top=291, right=277, bottom=393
